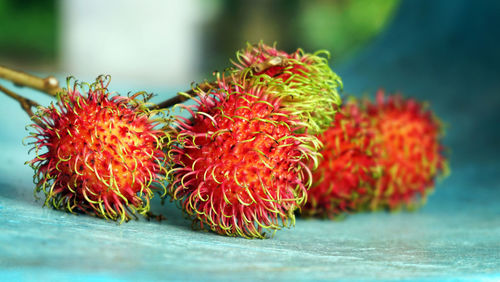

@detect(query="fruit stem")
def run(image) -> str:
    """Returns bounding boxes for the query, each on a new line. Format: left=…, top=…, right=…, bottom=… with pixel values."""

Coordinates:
left=0, top=54, right=287, bottom=112
left=149, top=82, right=216, bottom=110
left=0, top=65, right=63, bottom=97
left=152, top=56, right=288, bottom=109
left=0, top=84, right=43, bottom=125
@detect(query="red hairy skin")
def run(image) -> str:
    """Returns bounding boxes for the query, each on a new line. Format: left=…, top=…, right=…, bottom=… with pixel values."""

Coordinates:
left=303, top=92, right=447, bottom=218
left=27, top=77, right=169, bottom=222
left=167, top=75, right=320, bottom=238
left=366, top=90, right=447, bottom=210
left=303, top=102, right=378, bottom=218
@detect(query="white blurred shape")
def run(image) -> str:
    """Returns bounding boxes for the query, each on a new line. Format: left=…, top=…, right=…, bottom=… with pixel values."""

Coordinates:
left=60, top=0, right=204, bottom=87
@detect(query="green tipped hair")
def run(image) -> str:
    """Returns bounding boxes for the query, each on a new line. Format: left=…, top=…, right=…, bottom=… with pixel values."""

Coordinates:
left=233, top=42, right=343, bottom=134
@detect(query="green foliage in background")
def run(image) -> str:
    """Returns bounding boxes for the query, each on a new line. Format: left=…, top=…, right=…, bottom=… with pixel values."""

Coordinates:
left=0, top=0, right=57, bottom=61
left=0, top=0, right=398, bottom=71
left=205, top=0, right=400, bottom=74
left=298, top=0, right=400, bottom=61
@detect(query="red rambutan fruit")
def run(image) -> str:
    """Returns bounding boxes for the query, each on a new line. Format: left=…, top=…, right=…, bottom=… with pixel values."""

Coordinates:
left=232, top=42, right=342, bottom=134
left=302, top=91, right=447, bottom=217
left=167, top=74, right=320, bottom=238
left=366, top=90, right=447, bottom=210
left=302, top=101, right=379, bottom=218
left=26, top=77, right=170, bottom=222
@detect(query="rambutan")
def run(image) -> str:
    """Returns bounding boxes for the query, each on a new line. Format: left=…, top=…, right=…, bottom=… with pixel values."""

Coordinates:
left=302, top=101, right=379, bottom=218
left=167, top=74, right=320, bottom=238
left=26, top=77, right=169, bottom=222
left=303, top=92, right=447, bottom=217
left=232, top=42, right=342, bottom=134
left=366, top=90, right=447, bottom=210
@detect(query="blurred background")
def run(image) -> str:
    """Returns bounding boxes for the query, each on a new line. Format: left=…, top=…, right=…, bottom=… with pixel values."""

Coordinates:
left=0, top=0, right=399, bottom=85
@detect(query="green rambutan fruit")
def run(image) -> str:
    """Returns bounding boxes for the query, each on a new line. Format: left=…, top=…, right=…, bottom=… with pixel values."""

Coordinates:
left=167, top=73, right=321, bottom=238
left=232, top=42, right=342, bottom=134
left=26, top=76, right=170, bottom=222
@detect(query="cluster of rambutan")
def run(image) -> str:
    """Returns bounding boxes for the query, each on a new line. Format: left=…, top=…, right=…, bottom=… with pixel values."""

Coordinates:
left=165, top=42, right=343, bottom=238
left=23, top=42, right=342, bottom=238
left=302, top=90, right=447, bottom=218
left=13, top=41, right=446, bottom=239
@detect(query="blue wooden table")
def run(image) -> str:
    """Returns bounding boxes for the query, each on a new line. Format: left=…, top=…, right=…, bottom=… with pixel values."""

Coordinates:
left=1, top=0, right=500, bottom=280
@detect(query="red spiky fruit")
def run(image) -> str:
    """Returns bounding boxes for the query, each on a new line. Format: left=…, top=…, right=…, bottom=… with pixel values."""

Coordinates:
left=366, top=90, right=447, bottom=209
left=302, top=102, right=379, bottom=218
left=233, top=42, right=342, bottom=134
left=27, top=77, right=169, bottom=222
left=303, top=92, right=447, bottom=217
left=168, top=75, right=320, bottom=238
